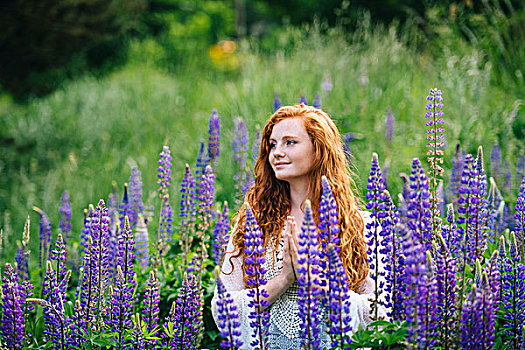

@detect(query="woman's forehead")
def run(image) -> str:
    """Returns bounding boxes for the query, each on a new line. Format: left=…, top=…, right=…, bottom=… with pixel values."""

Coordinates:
left=269, top=117, right=308, bottom=139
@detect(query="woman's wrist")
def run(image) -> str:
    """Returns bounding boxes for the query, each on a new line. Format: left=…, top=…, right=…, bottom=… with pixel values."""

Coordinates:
left=279, top=270, right=295, bottom=287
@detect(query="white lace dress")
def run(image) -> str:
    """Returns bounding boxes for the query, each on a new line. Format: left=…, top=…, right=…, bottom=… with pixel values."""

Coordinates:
left=211, top=213, right=387, bottom=350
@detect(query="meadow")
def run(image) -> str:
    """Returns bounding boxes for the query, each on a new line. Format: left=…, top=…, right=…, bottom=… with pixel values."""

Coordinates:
left=0, top=13, right=524, bottom=349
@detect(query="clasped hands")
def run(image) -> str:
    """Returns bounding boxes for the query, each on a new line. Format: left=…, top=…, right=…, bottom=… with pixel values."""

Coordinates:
left=281, top=216, right=328, bottom=291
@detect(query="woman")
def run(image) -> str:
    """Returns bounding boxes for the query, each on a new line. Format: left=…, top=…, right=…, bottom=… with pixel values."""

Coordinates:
left=212, top=104, right=385, bottom=349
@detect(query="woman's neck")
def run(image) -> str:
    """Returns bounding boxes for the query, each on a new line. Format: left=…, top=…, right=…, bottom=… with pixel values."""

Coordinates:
left=288, top=177, right=309, bottom=211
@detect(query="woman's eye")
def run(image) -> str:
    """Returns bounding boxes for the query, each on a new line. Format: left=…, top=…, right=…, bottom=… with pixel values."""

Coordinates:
left=269, top=142, right=276, bottom=149
left=286, top=140, right=296, bottom=145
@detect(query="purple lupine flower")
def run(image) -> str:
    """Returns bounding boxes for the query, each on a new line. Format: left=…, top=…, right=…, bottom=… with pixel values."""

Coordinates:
left=166, top=273, right=202, bottom=349
left=158, top=195, right=173, bottom=251
left=485, top=250, right=500, bottom=303
left=41, top=261, right=66, bottom=347
left=381, top=190, right=404, bottom=320
left=34, top=206, right=52, bottom=270
left=198, top=165, right=216, bottom=225
left=385, top=108, right=394, bottom=144
left=297, top=200, right=323, bottom=349
left=15, top=246, right=28, bottom=282
left=180, top=164, right=197, bottom=266
left=208, top=109, right=221, bottom=166
left=326, top=245, right=352, bottom=348
left=130, top=314, right=146, bottom=350
left=1, top=263, right=26, bottom=349
left=342, top=132, right=359, bottom=160
left=106, top=217, right=135, bottom=348
left=498, top=236, right=507, bottom=305
left=157, top=145, right=172, bottom=198
left=500, top=232, right=525, bottom=348
left=460, top=273, right=496, bottom=350
left=78, top=202, right=108, bottom=326
left=108, top=181, right=120, bottom=221
left=49, top=233, right=68, bottom=303
left=441, top=204, right=461, bottom=258
left=195, top=140, right=209, bottom=179
left=91, top=200, right=110, bottom=319
left=471, top=147, right=490, bottom=258
left=425, top=88, right=445, bottom=191
left=318, top=175, right=341, bottom=296
left=244, top=203, right=270, bottom=349
left=364, top=155, right=397, bottom=318
left=321, top=74, right=333, bottom=94
left=480, top=272, right=497, bottom=349
left=80, top=207, right=92, bottom=256
left=134, top=215, right=150, bottom=270
left=514, top=175, right=525, bottom=258
left=143, top=271, right=160, bottom=343
left=215, top=274, right=243, bottom=349
left=129, top=166, right=145, bottom=227
left=313, top=93, right=321, bottom=109
left=66, top=300, right=86, bottom=348
left=59, top=191, right=72, bottom=244
left=401, top=231, right=437, bottom=348
left=487, top=177, right=505, bottom=240
left=446, top=144, right=464, bottom=207
left=435, top=234, right=457, bottom=349
left=273, top=94, right=281, bottom=112
left=299, top=95, right=308, bottom=105
left=490, top=141, right=502, bottom=183
left=503, top=160, right=512, bottom=196
left=406, top=158, right=432, bottom=251
left=212, top=202, right=230, bottom=265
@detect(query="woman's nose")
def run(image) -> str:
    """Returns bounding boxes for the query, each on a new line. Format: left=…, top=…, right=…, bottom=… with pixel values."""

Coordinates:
left=273, top=145, right=285, bottom=157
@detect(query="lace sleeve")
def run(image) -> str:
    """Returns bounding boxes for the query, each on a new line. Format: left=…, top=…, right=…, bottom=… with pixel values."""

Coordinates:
left=211, top=230, right=256, bottom=349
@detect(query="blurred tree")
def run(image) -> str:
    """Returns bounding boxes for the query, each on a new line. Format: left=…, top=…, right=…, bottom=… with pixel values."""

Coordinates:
left=0, top=0, right=145, bottom=101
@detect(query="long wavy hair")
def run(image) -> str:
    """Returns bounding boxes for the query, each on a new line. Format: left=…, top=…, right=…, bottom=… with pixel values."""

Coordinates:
left=225, top=104, right=369, bottom=291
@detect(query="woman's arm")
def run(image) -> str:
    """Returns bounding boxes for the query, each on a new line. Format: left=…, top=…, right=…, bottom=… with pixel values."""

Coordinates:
left=211, top=225, right=298, bottom=347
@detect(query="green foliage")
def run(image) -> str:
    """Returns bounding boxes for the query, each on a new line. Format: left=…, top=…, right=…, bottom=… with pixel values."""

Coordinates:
left=0, top=0, right=145, bottom=101
left=351, top=320, right=408, bottom=349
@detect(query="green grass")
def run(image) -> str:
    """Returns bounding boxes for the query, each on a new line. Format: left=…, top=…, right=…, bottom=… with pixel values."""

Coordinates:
left=0, top=20, right=523, bottom=260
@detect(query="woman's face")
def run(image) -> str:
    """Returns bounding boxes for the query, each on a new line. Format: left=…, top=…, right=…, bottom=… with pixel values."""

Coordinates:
left=268, top=117, right=315, bottom=183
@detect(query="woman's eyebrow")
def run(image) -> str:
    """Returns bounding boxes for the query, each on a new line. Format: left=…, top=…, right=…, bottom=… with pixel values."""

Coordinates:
left=269, top=135, right=299, bottom=141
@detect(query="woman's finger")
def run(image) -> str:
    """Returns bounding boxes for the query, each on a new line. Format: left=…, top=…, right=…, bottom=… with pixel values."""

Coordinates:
left=290, top=218, right=299, bottom=247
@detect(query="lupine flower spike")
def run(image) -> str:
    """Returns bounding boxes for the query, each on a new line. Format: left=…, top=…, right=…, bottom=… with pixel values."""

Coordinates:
left=208, top=109, right=221, bottom=167
left=273, top=94, right=281, bottom=112
left=129, top=166, right=145, bottom=227
left=401, top=231, right=436, bottom=348
left=425, top=88, right=445, bottom=238
left=215, top=271, right=243, bottom=349
left=406, top=158, right=432, bottom=251
left=313, top=93, right=321, bottom=109
left=500, top=232, right=525, bottom=347
left=435, top=234, right=457, bottom=349
left=1, top=263, right=27, bottom=348
left=514, top=175, right=525, bottom=258
left=143, top=271, right=160, bottom=345
left=166, top=273, right=201, bottom=349
left=59, top=191, right=72, bottom=244
left=299, top=95, right=308, bottom=105
left=244, top=202, right=269, bottom=350
left=180, top=164, right=197, bottom=267
left=318, top=175, right=340, bottom=302
left=33, top=206, right=52, bottom=270
left=326, top=245, right=352, bottom=348
left=297, top=200, right=323, bottom=349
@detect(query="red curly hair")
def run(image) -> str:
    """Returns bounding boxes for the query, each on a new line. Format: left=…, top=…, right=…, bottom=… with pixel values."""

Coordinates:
left=225, top=104, right=369, bottom=291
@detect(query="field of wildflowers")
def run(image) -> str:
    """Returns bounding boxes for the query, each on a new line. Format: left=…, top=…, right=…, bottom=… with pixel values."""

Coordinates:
left=1, top=83, right=525, bottom=349
left=1, top=13, right=524, bottom=349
